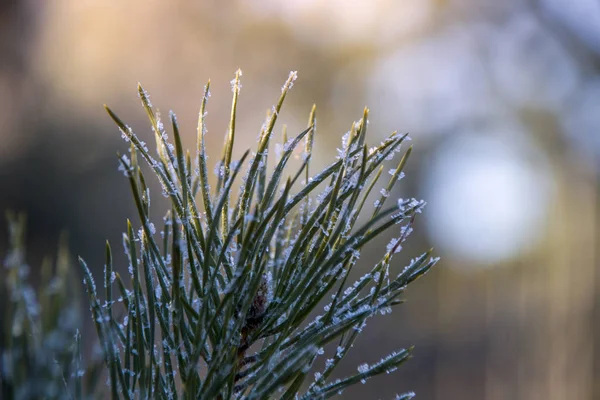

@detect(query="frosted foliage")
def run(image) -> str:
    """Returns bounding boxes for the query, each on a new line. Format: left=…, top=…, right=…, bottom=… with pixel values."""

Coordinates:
left=357, top=363, right=369, bottom=374
left=214, top=162, right=225, bottom=178
left=138, top=140, right=149, bottom=152
left=389, top=169, right=405, bottom=182
left=118, top=157, right=130, bottom=176
left=387, top=238, right=401, bottom=254
left=341, top=131, right=351, bottom=149
left=274, top=143, right=283, bottom=159
left=231, top=69, right=243, bottom=92
left=400, top=224, right=413, bottom=238
left=283, top=137, right=296, bottom=152
left=283, top=70, right=298, bottom=92
left=76, top=69, right=438, bottom=400
left=398, top=198, right=426, bottom=213
left=120, top=126, right=133, bottom=142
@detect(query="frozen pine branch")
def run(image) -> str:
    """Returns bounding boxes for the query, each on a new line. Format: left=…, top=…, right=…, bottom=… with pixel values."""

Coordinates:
left=1, top=213, right=101, bottom=399
left=77, top=70, right=439, bottom=399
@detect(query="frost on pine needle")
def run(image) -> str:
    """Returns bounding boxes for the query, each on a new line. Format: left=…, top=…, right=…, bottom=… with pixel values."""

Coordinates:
left=1, top=213, right=98, bottom=399
left=75, top=70, right=439, bottom=399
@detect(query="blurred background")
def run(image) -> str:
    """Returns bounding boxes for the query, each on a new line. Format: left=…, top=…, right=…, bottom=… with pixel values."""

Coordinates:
left=1, top=0, right=599, bottom=398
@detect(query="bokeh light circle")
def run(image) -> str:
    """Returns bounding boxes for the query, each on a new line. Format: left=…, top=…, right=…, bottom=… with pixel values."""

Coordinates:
left=421, top=122, right=555, bottom=267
